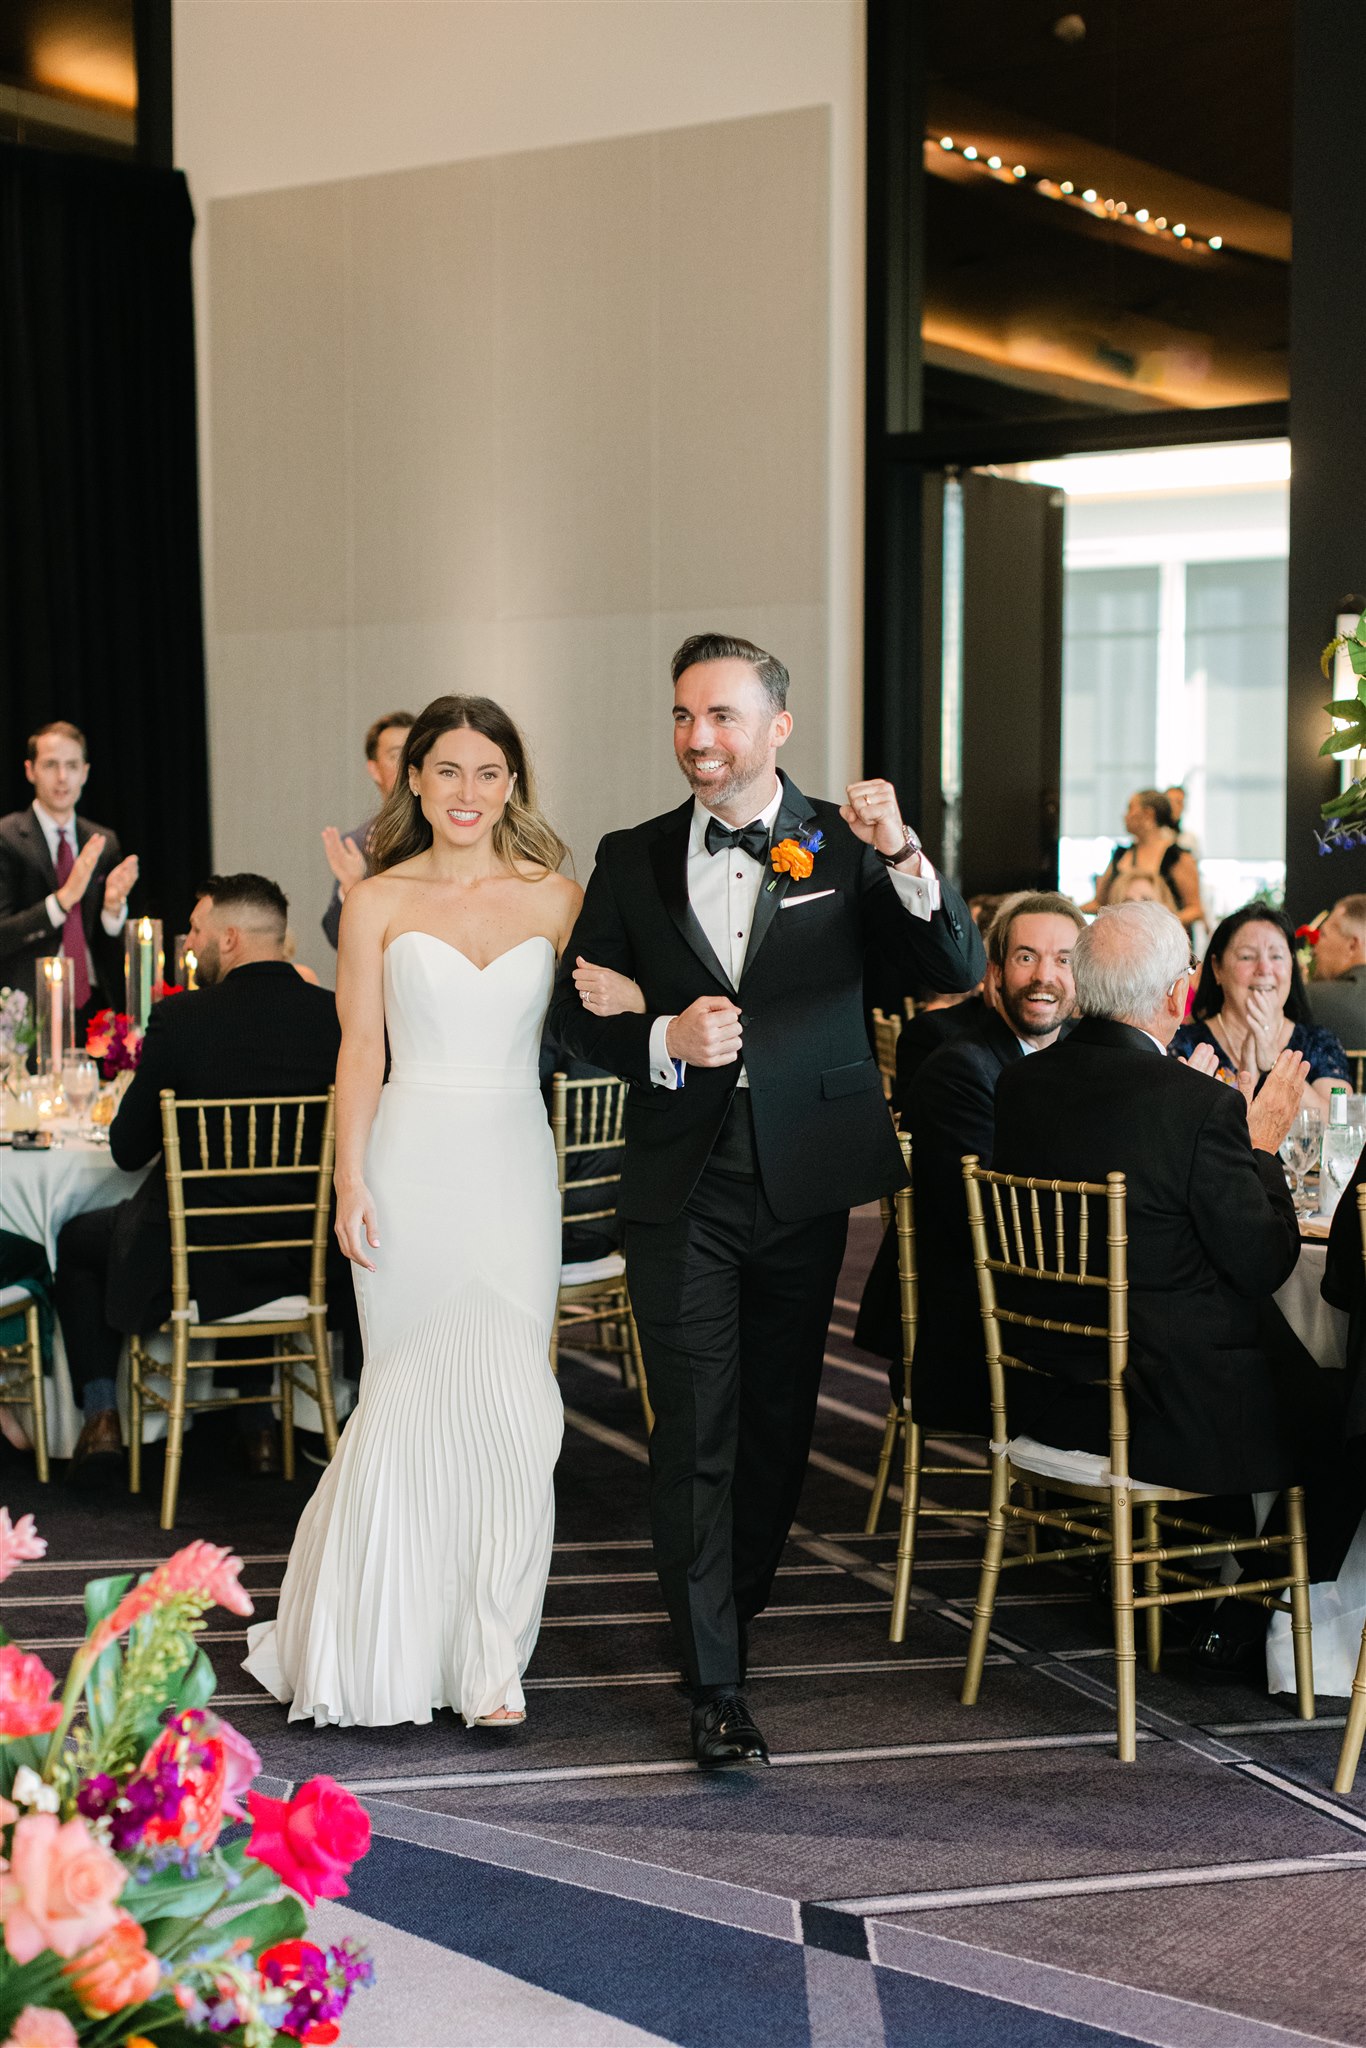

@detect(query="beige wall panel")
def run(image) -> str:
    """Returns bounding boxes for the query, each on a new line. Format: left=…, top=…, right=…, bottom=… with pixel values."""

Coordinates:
left=655, top=108, right=829, bottom=614
left=346, top=162, right=500, bottom=627
left=494, top=136, right=656, bottom=621
left=209, top=185, right=347, bottom=633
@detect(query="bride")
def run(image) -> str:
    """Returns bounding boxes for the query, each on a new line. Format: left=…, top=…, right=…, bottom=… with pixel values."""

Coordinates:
left=244, top=695, right=587, bottom=1729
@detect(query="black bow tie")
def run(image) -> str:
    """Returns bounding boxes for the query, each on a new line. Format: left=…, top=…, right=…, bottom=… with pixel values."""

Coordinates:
left=704, top=817, right=770, bottom=861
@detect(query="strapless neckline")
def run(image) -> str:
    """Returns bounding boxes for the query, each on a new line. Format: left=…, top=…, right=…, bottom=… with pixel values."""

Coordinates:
left=382, top=930, right=555, bottom=976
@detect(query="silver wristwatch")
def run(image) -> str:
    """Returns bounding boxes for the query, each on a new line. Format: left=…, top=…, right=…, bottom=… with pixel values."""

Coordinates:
left=877, top=824, right=922, bottom=868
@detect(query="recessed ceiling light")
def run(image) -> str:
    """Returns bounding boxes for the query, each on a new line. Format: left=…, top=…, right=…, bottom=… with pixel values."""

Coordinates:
left=1135, top=208, right=1149, bottom=222
left=1208, top=235, right=1223, bottom=250
left=1013, top=164, right=1027, bottom=178
left=963, top=146, right=978, bottom=160
left=1082, top=188, right=1098, bottom=203
left=940, top=136, right=954, bottom=150
left=1173, top=223, right=1187, bottom=238
left=1155, top=216, right=1167, bottom=229
left=987, top=155, right=1002, bottom=169
left=1060, top=180, right=1074, bottom=194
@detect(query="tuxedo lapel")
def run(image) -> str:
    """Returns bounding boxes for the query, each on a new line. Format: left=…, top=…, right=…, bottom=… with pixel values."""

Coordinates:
left=15, top=810, right=55, bottom=889
left=648, top=801, right=734, bottom=993
left=740, top=775, right=818, bottom=982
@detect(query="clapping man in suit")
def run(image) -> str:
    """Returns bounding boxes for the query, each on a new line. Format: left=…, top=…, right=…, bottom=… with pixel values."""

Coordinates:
left=320, top=712, right=414, bottom=949
left=548, top=633, right=983, bottom=1767
left=0, top=722, right=138, bottom=1015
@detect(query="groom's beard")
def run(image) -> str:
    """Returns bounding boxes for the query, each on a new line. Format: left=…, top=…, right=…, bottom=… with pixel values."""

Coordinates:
left=679, top=744, right=772, bottom=812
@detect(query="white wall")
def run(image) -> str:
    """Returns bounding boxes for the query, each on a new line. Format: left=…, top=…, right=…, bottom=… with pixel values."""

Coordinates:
left=175, top=0, right=865, bottom=975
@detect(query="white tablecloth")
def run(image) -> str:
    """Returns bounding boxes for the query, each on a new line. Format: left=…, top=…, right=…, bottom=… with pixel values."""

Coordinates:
left=1266, top=1240, right=1362, bottom=1696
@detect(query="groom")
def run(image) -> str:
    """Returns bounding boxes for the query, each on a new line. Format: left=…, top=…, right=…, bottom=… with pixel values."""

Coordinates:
left=548, top=634, right=983, bottom=1766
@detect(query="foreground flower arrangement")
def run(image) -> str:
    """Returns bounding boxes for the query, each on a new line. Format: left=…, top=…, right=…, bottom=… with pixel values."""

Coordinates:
left=0, top=1510, right=375, bottom=2045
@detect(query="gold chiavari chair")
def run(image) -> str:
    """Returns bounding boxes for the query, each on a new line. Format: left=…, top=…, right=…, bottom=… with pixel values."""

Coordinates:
left=902, top=997, right=919, bottom=1022
left=1345, top=1050, right=1366, bottom=1095
left=870, top=1007, right=902, bottom=1104
left=550, top=1073, right=652, bottom=1431
left=128, top=1088, right=340, bottom=1530
left=1333, top=1185, right=1366, bottom=1793
left=960, top=1156, right=1315, bottom=1761
left=0, top=1284, right=48, bottom=1483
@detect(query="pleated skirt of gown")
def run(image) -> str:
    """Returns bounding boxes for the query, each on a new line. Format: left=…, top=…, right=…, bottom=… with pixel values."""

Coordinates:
left=243, top=1066, right=564, bottom=1727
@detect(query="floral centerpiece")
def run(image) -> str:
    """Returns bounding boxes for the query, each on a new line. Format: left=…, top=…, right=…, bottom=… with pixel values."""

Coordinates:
left=0, top=993, right=34, bottom=1065
left=84, top=1015, right=143, bottom=1083
left=0, top=1509, right=376, bottom=2044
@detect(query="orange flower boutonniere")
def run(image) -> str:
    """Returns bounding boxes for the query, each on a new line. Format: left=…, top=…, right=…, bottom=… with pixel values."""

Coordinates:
left=767, top=827, right=824, bottom=893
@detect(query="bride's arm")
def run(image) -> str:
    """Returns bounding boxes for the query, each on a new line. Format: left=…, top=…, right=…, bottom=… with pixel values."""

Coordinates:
left=333, top=883, right=388, bottom=1271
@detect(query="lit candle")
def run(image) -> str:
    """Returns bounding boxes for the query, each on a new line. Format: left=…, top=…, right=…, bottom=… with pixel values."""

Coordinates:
left=137, top=917, right=153, bottom=1024
left=48, top=958, right=63, bottom=1080
left=184, top=949, right=198, bottom=991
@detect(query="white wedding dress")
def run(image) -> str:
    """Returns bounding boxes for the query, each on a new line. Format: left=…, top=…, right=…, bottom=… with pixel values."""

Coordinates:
left=244, top=932, right=564, bottom=1727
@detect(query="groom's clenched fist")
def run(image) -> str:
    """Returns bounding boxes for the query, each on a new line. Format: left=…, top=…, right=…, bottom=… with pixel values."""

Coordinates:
left=666, top=997, right=743, bottom=1068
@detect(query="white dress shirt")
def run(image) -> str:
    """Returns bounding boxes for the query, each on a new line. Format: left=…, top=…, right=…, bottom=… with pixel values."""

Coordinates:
left=34, top=803, right=127, bottom=967
left=648, top=787, right=942, bottom=1089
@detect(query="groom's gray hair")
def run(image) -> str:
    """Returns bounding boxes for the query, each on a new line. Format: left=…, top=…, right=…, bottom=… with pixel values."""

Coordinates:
left=671, top=633, right=789, bottom=712
left=1072, top=902, right=1190, bottom=1024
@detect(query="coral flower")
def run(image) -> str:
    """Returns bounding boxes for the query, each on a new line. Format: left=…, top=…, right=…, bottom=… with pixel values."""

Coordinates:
left=89, top=1541, right=253, bottom=1654
left=246, top=1776, right=371, bottom=1906
left=770, top=837, right=815, bottom=882
left=64, top=1911, right=160, bottom=2015
left=0, top=1813, right=125, bottom=1963
left=6, top=2008, right=79, bottom=2048
left=0, top=1509, right=46, bottom=1584
left=137, top=1720, right=226, bottom=1852
left=0, top=1646, right=62, bottom=1740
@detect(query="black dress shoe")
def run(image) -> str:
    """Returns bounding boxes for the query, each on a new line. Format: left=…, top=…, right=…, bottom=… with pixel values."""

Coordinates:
left=690, top=1690, right=770, bottom=1769
left=67, top=1409, right=123, bottom=1488
left=1188, top=1607, right=1268, bottom=1680
left=241, top=1425, right=281, bottom=1478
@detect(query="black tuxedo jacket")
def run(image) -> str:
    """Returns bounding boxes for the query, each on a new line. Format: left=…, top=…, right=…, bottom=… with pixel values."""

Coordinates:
left=104, top=961, right=342, bottom=1333
left=891, top=996, right=987, bottom=1109
left=856, top=1004, right=1026, bottom=1428
left=546, top=774, right=984, bottom=1223
left=0, top=809, right=124, bottom=1006
left=992, top=1016, right=1300, bottom=1493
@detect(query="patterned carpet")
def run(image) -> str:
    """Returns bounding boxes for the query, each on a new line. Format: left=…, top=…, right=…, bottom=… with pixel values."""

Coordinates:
left=9, top=1206, right=1366, bottom=2046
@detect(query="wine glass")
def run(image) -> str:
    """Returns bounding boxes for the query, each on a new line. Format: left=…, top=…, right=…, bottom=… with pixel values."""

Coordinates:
left=1280, top=1109, right=1323, bottom=1215
left=61, top=1056, right=99, bottom=1131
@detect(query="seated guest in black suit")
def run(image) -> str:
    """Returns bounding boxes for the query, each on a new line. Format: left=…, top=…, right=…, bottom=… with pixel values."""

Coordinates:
left=0, top=721, right=139, bottom=1015
left=54, top=873, right=342, bottom=1483
left=855, top=892, right=1083, bottom=1428
left=320, top=712, right=414, bottom=950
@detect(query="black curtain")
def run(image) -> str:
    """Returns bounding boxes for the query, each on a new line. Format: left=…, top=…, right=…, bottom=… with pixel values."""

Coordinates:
left=0, top=141, right=209, bottom=937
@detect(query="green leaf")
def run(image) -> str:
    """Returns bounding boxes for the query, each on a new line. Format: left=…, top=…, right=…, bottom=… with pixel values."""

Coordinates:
left=1322, top=635, right=1347, bottom=679
left=219, top=1855, right=281, bottom=1908
left=121, top=1867, right=231, bottom=1925
left=0, top=1735, right=48, bottom=1800
left=84, top=1570, right=136, bottom=1629
left=168, top=1645, right=218, bottom=1717
left=195, top=1890, right=307, bottom=1960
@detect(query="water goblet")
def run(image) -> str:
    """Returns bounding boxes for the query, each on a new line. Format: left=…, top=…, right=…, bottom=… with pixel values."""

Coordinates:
left=61, top=1056, right=99, bottom=1131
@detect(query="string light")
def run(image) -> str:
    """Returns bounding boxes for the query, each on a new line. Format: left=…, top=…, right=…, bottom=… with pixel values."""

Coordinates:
left=928, top=136, right=1225, bottom=254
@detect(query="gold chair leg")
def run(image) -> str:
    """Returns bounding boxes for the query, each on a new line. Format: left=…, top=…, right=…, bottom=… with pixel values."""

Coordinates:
left=127, top=1338, right=143, bottom=1496
left=625, top=1301, right=654, bottom=1434
left=1143, top=1501, right=1162, bottom=1674
left=961, top=1456, right=1009, bottom=1705
left=159, top=1325, right=189, bottom=1531
left=1284, top=1484, right=1315, bottom=1721
left=279, top=1342, right=296, bottom=1482
left=889, top=1417, right=922, bottom=1645
left=1020, top=1483, right=1039, bottom=1559
left=310, top=1311, right=339, bottom=1457
left=1109, top=1486, right=1138, bottom=1762
left=1335, top=1619, right=1366, bottom=1793
left=25, top=1304, right=48, bottom=1485
left=866, top=1402, right=900, bottom=1536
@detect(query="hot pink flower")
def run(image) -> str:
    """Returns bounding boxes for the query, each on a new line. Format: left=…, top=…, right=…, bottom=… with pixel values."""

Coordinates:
left=64, top=1911, right=161, bottom=2015
left=0, top=1510, right=46, bottom=1584
left=89, top=1541, right=253, bottom=1655
left=0, top=1814, right=125, bottom=1962
left=246, top=1776, right=371, bottom=1907
left=7, top=2007, right=79, bottom=2048
left=218, top=1716, right=261, bottom=1824
left=0, top=1646, right=61, bottom=1740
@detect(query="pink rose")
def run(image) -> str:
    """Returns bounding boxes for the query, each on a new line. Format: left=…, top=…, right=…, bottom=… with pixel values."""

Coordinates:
left=0, top=1813, right=125, bottom=1962
left=0, top=1645, right=61, bottom=1740
left=217, top=1715, right=261, bottom=1824
left=64, top=1911, right=161, bottom=2015
left=0, top=1510, right=46, bottom=1584
left=246, top=1775, right=371, bottom=1906
left=6, top=2008, right=79, bottom=2048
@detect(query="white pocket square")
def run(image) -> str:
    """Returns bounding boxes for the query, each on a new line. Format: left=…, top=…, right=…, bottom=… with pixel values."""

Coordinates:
left=780, top=889, right=837, bottom=909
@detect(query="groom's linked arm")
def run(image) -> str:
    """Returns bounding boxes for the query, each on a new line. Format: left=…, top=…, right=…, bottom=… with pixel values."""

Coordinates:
left=857, top=847, right=985, bottom=994
left=547, top=844, right=658, bottom=1089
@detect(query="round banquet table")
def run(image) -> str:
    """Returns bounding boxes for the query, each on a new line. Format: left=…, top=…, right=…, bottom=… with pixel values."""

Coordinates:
left=1265, top=1229, right=1363, bottom=1697
left=0, top=1129, right=151, bottom=1459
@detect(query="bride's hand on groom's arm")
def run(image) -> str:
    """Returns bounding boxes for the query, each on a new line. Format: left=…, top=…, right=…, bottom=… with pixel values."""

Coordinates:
left=573, top=958, right=647, bottom=1017
left=335, top=1177, right=381, bottom=1271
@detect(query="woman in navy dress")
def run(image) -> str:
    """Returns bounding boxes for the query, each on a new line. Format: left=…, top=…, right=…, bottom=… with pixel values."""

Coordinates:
left=1169, top=903, right=1347, bottom=1112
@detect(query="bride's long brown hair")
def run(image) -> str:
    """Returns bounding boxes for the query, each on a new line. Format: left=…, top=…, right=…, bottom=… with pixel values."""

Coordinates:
left=368, top=696, right=569, bottom=878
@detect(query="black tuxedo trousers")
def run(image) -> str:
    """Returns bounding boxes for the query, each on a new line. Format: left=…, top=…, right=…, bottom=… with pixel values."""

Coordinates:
left=624, top=1093, right=848, bottom=1690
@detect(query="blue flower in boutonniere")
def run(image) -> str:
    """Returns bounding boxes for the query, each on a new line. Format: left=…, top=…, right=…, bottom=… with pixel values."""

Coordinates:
left=767, top=826, right=824, bottom=892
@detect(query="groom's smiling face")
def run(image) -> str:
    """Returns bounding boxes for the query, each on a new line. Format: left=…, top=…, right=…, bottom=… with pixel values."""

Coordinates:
left=672, top=659, right=792, bottom=816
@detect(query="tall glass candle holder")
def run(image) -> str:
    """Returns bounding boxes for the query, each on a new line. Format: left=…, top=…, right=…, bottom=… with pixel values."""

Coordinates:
left=173, top=934, right=199, bottom=991
left=124, top=917, right=163, bottom=1031
left=35, top=955, right=75, bottom=1082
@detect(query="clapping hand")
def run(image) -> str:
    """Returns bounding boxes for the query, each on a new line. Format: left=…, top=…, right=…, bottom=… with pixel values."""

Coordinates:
left=1242, top=989, right=1284, bottom=1077
left=840, top=779, right=913, bottom=860
left=1245, top=1050, right=1311, bottom=1155
left=1178, top=1043, right=1222, bottom=1080
left=103, top=853, right=138, bottom=917
left=573, top=958, right=646, bottom=1016
left=322, top=827, right=368, bottom=897
left=56, top=833, right=105, bottom=912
